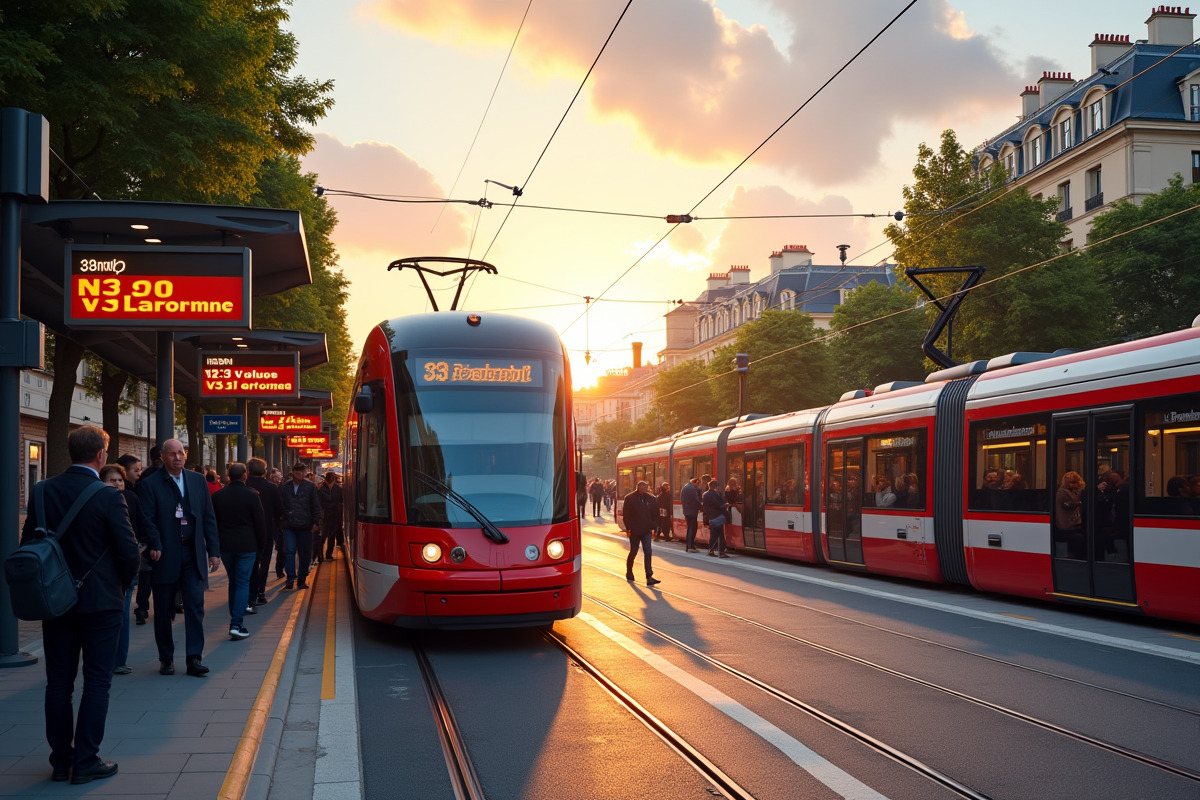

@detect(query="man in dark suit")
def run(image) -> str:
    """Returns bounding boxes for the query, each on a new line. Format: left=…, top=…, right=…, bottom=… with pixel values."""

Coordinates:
left=21, top=426, right=140, bottom=785
left=245, top=457, right=282, bottom=607
left=620, top=480, right=661, bottom=586
left=212, top=462, right=267, bottom=640
left=137, top=438, right=220, bottom=677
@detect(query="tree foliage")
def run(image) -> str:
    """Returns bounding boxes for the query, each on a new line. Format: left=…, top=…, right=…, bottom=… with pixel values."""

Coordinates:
left=647, top=359, right=718, bottom=432
left=885, top=130, right=1107, bottom=360
left=1085, top=174, right=1200, bottom=340
left=251, top=156, right=355, bottom=434
left=0, top=0, right=333, bottom=202
left=709, top=310, right=836, bottom=418
left=829, top=281, right=928, bottom=390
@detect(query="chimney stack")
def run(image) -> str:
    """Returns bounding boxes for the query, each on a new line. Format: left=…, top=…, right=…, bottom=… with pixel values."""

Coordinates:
left=1090, top=33, right=1131, bottom=73
left=1021, top=85, right=1041, bottom=117
left=1146, top=6, right=1195, bottom=46
left=1037, top=72, right=1075, bottom=107
left=632, top=342, right=643, bottom=370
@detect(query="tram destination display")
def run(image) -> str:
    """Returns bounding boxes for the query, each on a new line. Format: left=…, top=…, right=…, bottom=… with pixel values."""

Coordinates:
left=64, top=245, right=250, bottom=329
left=286, top=434, right=330, bottom=449
left=411, top=357, right=542, bottom=387
left=199, top=351, right=299, bottom=399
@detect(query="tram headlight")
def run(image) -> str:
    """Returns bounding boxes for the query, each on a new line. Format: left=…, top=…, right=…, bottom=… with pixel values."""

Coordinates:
left=546, top=539, right=566, bottom=560
left=421, top=543, right=443, bottom=564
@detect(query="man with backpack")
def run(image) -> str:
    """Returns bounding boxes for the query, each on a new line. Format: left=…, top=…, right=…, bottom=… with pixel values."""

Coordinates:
left=19, top=426, right=140, bottom=785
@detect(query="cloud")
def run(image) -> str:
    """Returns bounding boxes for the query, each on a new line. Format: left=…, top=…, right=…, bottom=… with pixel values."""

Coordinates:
left=367, top=0, right=1021, bottom=185
left=301, top=133, right=474, bottom=256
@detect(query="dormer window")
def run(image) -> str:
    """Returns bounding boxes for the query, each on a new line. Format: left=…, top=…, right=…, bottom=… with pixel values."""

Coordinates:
left=781, top=290, right=795, bottom=311
left=1058, top=117, right=1072, bottom=152
left=1032, top=135, right=1043, bottom=166
left=1191, top=83, right=1200, bottom=121
left=1088, top=100, right=1103, bottom=136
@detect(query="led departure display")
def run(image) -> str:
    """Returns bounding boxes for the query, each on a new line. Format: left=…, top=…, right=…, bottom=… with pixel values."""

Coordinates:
left=258, top=408, right=322, bottom=433
left=199, top=351, right=299, bottom=399
left=65, top=245, right=250, bottom=329
left=286, top=434, right=330, bottom=449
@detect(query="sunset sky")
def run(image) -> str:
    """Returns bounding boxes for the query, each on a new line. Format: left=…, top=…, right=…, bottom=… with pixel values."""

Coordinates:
left=286, top=0, right=1137, bottom=388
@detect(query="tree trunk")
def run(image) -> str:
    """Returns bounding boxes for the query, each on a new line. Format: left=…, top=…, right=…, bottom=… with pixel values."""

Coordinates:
left=101, top=367, right=129, bottom=462
left=46, top=336, right=86, bottom=478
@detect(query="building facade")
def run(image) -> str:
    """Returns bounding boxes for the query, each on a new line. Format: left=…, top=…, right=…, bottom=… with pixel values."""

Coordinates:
left=976, top=6, right=1200, bottom=247
left=658, top=244, right=897, bottom=370
left=573, top=343, right=658, bottom=453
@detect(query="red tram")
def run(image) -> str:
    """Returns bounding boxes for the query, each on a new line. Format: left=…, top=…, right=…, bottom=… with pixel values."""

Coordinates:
left=344, top=312, right=582, bottom=628
left=617, top=325, right=1200, bottom=624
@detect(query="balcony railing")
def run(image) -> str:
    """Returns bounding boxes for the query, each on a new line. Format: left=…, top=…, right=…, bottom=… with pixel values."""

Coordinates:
left=1056, top=207, right=1074, bottom=222
left=1085, top=192, right=1104, bottom=212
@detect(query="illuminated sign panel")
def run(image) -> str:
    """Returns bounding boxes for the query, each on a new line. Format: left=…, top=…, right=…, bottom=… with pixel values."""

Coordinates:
left=287, top=434, right=330, bottom=449
left=412, top=358, right=542, bottom=388
left=300, top=448, right=336, bottom=459
left=199, top=351, right=300, bottom=399
left=64, top=245, right=250, bottom=329
left=258, top=408, right=322, bottom=433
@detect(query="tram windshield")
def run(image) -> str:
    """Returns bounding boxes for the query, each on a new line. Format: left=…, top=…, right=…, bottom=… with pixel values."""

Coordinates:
left=395, top=350, right=571, bottom=528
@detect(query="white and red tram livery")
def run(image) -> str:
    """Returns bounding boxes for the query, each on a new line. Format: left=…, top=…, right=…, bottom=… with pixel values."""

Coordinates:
left=614, top=325, right=1200, bottom=624
left=344, top=312, right=582, bottom=628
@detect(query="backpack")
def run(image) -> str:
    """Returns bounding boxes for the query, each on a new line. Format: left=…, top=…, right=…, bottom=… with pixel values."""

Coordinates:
left=5, top=481, right=106, bottom=621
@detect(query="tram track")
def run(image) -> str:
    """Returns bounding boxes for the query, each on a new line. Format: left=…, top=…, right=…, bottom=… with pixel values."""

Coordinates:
left=582, top=539, right=1200, bottom=717
left=412, top=635, right=488, bottom=800
left=581, top=553, right=1200, bottom=787
left=542, top=628, right=758, bottom=800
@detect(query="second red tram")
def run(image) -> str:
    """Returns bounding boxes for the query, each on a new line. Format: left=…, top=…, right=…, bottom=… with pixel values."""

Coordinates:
left=344, top=312, right=582, bottom=628
left=616, top=325, right=1200, bottom=624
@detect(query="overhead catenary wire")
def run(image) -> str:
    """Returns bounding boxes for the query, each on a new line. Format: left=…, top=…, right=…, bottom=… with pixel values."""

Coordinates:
left=478, top=0, right=635, bottom=262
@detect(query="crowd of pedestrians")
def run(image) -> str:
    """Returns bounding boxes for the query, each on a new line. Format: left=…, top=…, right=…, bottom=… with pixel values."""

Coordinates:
left=16, top=426, right=342, bottom=786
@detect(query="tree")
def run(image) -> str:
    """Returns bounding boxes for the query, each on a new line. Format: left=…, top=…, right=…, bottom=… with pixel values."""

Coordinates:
left=709, top=311, right=836, bottom=418
left=251, top=156, right=355, bottom=436
left=648, top=359, right=718, bottom=432
left=829, top=281, right=928, bottom=390
left=1085, top=174, right=1200, bottom=340
left=0, top=1, right=333, bottom=473
left=885, top=130, right=1108, bottom=361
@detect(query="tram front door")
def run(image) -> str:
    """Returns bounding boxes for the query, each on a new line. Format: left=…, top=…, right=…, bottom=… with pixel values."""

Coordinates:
left=1050, top=409, right=1135, bottom=604
left=825, top=440, right=864, bottom=565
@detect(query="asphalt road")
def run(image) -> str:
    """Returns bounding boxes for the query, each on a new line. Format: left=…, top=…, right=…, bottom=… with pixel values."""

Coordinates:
left=350, top=520, right=1200, bottom=800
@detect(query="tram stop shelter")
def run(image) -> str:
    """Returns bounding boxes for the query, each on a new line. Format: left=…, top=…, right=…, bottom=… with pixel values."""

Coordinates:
left=4, top=198, right=326, bottom=667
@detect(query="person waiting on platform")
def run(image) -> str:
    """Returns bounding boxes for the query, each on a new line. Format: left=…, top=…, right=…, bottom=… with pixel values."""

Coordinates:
left=703, top=479, right=729, bottom=558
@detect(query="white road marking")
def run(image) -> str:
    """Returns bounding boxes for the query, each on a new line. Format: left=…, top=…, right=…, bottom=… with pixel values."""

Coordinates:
left=578, top=611, right=891, bottom=800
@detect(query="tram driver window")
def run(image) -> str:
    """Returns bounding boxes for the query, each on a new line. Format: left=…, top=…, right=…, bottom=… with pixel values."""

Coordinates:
left=864, top=430, right=926, bottom=509
left=1139, top=396, right=1200, bottom=517
left=968, top=416, right=1048, bottom=512
left=357, top=383, right=391, bottom=522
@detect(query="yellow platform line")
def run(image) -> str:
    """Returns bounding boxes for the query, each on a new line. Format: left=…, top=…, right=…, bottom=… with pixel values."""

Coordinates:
left=219, top=586, right=306, bottom=800
left=321, top=560, right=337, bottom=700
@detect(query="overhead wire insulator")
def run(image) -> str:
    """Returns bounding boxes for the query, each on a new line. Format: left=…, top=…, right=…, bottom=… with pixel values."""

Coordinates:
left=665, top=214, right=694, bottom=224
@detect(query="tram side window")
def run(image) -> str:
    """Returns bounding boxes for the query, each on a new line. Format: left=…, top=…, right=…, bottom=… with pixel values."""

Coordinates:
left=694, top=455, right=713, bottom=483
left=654, top=460, right=668, bottom=491
left=618, top=466, right=634, bottom=498
left=357, top=383, right=390, bottom=521
left=727, top=452, right=744, bottom=496
left=1138, top=396, right=1200, bottom=517
left=767, top=446, right=805, bottom=505
left=864, top=430, right=926, bottom=509
left=675, top=458, right=693, bottom=498
left=968, top=416, right=1049, bottom=512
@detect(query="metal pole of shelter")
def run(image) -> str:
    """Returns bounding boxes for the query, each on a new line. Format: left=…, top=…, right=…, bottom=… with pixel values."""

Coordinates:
left=236, top=398, right=248, bottom=462
left=156, top=331, right=175, bottom=445
left=0, top=108, right=48, bottom=668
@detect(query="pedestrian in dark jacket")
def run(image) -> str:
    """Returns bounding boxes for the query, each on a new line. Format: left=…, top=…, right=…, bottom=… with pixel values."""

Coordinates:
left=279, top=462, right=322, bottom=590
left=21, top=426, right=139, bottom=785
left=317, top=472, right=344, bottom=561
left=589, top=478, right=605, bottom=518
left=703, top=480, right=729, bottom=557
left=212, top=463, right=267, bottom=640
left=246, top=458, right=282, bottom=607
left=620, top=481, right=661, bottom=586
left=680, top=476, right=704, bottom=552
left=655, top=482, right=673, bottom=540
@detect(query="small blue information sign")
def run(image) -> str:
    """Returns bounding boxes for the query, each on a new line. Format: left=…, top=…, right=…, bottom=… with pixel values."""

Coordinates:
left=203, top=414, right=245, bottom=435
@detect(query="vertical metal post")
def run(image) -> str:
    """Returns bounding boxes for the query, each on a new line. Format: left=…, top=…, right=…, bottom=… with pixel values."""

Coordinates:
left=0, top=194, right=35, bottom=666
left=236, top=397, right=248, bottom=462
left=156, top=331, right=175, bottom=445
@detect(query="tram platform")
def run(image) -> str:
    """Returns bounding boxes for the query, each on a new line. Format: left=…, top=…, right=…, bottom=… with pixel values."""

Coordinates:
left=0, top=550, right=359, bottom=800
